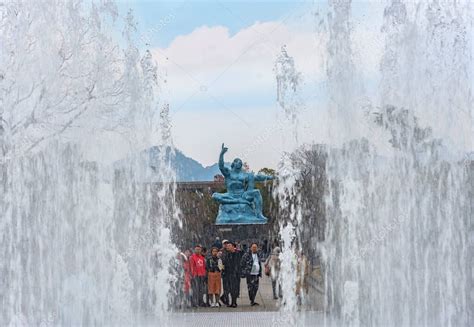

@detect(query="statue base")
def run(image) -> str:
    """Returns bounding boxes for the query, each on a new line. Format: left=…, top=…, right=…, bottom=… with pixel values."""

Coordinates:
left=212, top=224, right=270, bottom=243
left=215, top=203, right=267, bottom=225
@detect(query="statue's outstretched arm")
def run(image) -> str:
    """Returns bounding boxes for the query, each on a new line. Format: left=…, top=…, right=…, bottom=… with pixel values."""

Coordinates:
left=254, top=174, right=274, bottom=182
left=219, top=143, right=230, bottom=176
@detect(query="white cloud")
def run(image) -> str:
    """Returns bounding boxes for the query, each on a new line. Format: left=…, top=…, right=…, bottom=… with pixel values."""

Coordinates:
left=149, top=21, right=324, bottom=168
left=151, top=21, right=324, bottom=105
left=151, top=18, right=385, bottom=167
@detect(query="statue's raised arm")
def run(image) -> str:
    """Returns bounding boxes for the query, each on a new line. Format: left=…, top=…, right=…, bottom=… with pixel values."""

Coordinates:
left=219, top=143, right=230, bottom=177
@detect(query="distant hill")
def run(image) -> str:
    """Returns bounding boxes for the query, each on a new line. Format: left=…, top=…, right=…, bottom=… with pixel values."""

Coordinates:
left=113, top=145, right=222, bottom=182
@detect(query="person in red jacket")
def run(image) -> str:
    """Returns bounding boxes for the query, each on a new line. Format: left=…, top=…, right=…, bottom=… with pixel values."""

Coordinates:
left=189, top=244, right=207, bottom=307
left=183, top=249, right=192, bottom=307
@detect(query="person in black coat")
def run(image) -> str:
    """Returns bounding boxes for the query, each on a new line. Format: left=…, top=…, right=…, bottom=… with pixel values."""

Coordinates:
left=219, top=240, right=230, bottom=305
left=240, top=242, right=262, bottom=306
left=221, top=241, right=241, bottom=307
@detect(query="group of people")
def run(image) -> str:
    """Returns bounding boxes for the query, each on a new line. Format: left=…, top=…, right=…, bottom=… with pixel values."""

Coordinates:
left=175, top=238, right=283, bottom=309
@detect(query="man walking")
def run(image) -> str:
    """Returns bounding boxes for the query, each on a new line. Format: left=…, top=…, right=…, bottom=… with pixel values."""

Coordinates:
left=241, top=243, right=262, bottom=306
left=189, top=244, right=207, bottom=307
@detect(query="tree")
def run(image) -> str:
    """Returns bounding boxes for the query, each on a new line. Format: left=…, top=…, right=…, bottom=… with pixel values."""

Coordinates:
left=258, top=167, right=276, bottom=177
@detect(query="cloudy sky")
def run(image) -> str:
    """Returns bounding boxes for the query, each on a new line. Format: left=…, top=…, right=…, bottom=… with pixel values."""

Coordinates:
left=115, top=1, right=385, bottom=170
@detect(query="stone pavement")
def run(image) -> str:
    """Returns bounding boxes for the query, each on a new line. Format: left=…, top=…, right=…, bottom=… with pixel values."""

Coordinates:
left=184, top=274, right=279, bottom=313
left=167, top=311, right=325, bottom=326
left=163, top=274, right=327, bottom=326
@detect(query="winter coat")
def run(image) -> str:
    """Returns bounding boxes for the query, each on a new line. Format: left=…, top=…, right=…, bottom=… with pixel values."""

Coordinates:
left=265, top=249, right=281, bottom=281
left=241, top=251, right=262, bottom=278
left=221, top=250, right=241, bottom=278
left=206, top=256, right=222, bottom=273
left=189, top=253, right=206, bottom=277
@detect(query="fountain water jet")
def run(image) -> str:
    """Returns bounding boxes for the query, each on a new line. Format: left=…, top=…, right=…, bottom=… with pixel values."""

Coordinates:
left=320, top=1, right=473, bottom=326
left=276, top=1, right=472, bottom=326
left=0, top=1, right=179, bottom=325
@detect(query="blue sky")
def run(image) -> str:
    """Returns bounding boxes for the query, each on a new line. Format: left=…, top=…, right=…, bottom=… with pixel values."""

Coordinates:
left=116, top=1, right=317, bottom=48
left=112, top=1, right=385, bottom=169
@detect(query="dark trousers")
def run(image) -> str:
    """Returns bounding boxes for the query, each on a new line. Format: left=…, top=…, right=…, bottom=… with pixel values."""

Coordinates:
left=223, top=275, right=240, bottom=305
left=221, top=276, right=230, bottom=304
left=229, top=275, right=240, bottom=304
left=204, top=277, right=210, bottom=304
left=272, top=279, right=282, bottom=298
left=191, top=276, right=206, bottom=306
left=236, top=277, right=240, bottom=298
left=246, top=275, right=259, bottom=303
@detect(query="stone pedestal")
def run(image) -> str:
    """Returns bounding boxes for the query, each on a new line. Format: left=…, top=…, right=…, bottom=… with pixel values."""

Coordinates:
left=215, top=203, right=267, bottom=225
left=213, top=224, right=270, bottom=242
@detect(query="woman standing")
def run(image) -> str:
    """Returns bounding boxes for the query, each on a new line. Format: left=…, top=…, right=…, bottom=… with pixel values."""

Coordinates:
left=206, top=247, right=223, bottom=307
left=265, top=246, right=282, bottom=300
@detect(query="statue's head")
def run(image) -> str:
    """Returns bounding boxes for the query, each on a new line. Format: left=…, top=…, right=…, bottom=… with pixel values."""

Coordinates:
left=231, top=158, right=243, bottom=171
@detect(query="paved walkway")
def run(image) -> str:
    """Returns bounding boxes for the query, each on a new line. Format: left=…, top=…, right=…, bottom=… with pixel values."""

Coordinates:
left=184, top=274, right=280, bottom=313
left=167, top=311, right=325, bottom=326
left=164, top=274, right=327, bottom=326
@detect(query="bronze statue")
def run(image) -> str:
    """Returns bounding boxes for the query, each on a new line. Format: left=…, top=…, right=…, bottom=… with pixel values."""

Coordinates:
left=212, top=144, right=273, bottom=224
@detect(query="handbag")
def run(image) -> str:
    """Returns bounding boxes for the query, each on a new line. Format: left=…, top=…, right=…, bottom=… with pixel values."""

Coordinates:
left=264, top=263, right=270, bottom=276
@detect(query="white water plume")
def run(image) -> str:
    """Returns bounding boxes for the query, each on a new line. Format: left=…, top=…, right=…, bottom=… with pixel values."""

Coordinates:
left=0, top=1, right=178, bottom=325
left=320, top=1, right=473, bottom=326
left=276, top=1, right=472, bottom=326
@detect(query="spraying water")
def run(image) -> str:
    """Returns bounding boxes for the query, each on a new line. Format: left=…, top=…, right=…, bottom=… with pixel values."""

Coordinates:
left=0, top=1, right=178, bottom=325
left=276, top=0, right=472, bottom=326
left=273, top=46, right=307, bottom=324
left=2, top=0, right=471, bottom=325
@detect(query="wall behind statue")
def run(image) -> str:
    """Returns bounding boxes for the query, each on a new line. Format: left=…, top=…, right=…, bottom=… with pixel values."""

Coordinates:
left=170, top=181, right=279, bottom=250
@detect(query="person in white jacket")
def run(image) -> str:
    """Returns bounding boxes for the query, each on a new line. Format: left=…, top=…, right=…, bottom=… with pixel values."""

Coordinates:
left=265, top=246, right=282, bottom=300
